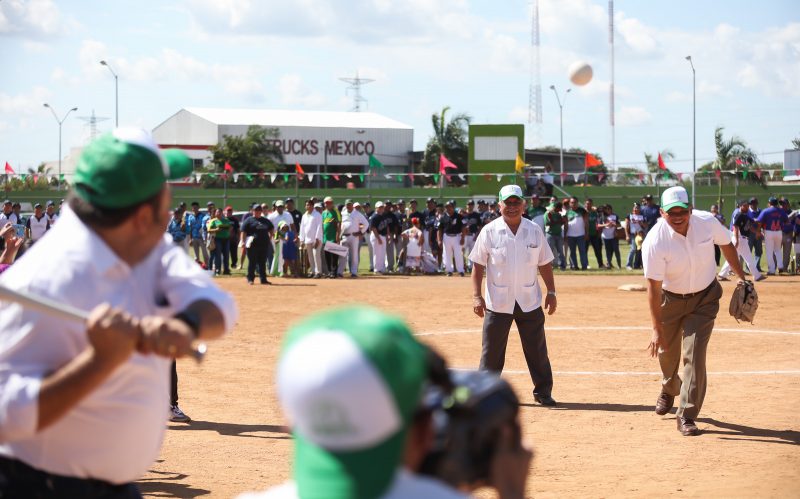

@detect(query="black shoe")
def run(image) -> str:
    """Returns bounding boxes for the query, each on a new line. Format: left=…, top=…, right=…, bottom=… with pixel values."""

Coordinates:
left=447, top=272, right=453, bottom=277
left=534, top=394, right=557, bottom=406
left=459, top=272, right=465, bottom=277
left=261, top=280, right=271, bottom=285
left=247, top=280, right=254, bottom=285
left=655, top=392, right=674, bottom=415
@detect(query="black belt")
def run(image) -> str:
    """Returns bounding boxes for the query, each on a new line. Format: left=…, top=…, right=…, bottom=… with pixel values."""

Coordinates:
left=444, top=232, right=462, bottom=236
left=663, top=281, right=715, bottom=299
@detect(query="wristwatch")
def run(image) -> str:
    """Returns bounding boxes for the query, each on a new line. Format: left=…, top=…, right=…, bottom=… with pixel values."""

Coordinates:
left=174, top=310, right=201, bottom=339
left=547, top=291, right=557, bottom=297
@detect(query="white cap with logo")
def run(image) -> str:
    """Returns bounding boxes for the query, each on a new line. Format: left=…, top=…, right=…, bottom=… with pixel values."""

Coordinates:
left=499, top=184, right=524, bottom=201
left=661, top=186, right=690, bottom=212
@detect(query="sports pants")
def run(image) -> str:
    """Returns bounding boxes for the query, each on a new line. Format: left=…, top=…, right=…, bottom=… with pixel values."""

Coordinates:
left=463, top=234, right=476, bottom=271
left=385, top=236, right=396, bottom=271
left=338, top=235, right=361, bottom=276
left=719, top=236, right=762, bottom=280
left=763, top=230, right=783, bottom=273
left=659, top=281, right=721, bottom=419
left=442, top=234, right=464, bottom=273
left=371, top=233, right=387, bottom=273
left=305, top=243, right=323, bottom=276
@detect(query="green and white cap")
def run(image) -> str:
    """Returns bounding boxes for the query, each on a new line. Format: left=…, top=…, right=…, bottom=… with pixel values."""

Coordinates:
left=661, top=186, right=690, bottom=212
left=73, top=128, right=192, bottom=209
left=499, top=184, right=524, bottom=201
left=277, top=306, right=428, bottom=499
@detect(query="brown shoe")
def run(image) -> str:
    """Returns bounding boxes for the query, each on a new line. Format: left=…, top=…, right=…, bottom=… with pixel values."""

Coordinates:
left=655, top=392, right=674, bottom=415
left=677, top=416, right=699, bottom=436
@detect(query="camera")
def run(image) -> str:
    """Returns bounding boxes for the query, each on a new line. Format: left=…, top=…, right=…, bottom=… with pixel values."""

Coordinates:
left=417, top=360, right=521, bottom=487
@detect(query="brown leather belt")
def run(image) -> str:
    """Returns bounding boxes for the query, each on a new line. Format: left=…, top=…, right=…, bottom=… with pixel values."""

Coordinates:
left=663, top=281, right=715, bottom=299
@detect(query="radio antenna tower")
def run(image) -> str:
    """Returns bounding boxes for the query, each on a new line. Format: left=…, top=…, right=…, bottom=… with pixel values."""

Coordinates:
left=77, top=109, right=110, bottom=142
left=527, top=0, right=543, bottom=147
left=339, top=72, right=375, bottom=112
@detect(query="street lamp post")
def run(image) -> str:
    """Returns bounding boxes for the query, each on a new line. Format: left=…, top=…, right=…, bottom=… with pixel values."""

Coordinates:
left=43, top=103, right=78, bottom=190
left=685, top=55, right=696, bottom=207
left=100, top=60, right=118, bottom=127
left=549, top=85, right=571, bottom=186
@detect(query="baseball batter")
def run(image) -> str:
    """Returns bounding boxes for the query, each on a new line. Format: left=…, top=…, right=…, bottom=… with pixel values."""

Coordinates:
left=643, top=186, right=746, bottom=436
left=0, top=128, right=237, bottom=497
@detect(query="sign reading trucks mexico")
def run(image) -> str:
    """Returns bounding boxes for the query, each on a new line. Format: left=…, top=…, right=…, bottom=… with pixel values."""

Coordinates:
left=268, top=139, right=376, bottom=157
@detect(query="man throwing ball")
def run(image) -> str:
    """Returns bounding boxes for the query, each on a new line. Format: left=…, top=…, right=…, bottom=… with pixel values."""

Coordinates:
left=0, top=128, right=237, bottom=497
left=470, top=185, right=558, bottom=406
left=643, top=186, right=747, bottom=436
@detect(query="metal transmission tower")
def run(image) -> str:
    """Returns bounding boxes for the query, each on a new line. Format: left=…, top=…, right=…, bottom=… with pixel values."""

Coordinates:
left=77, top=109, right=110, bottom=142
left=339, top=72, right=374, bottom=112
left=527, top=0, right=543, bottom=147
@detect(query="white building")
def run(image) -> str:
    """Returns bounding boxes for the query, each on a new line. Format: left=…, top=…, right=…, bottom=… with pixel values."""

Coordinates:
left=152, top=108, right=414, bottom=186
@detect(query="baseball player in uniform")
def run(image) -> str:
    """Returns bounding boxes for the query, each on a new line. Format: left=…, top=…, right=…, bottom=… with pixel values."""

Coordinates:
left=756, top=197, right=789, bottom=275
left=369, top=201, right=390, bottom=274
left=0, top=128, right=237, bottom=497
left=438, top=200, right=467, bottom=277
left=470, top=185, right=558, bottom=406
left=718, top=199, right=765, bottom=282
left=643, top=186, right=747, bottom=436
left=338, top=199, right=369, bottom=278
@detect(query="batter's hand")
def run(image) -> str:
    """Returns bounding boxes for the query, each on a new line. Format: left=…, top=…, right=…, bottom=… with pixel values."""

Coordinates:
left=472, top=296, right=485, bottom=318
left=86, top=303, right=140, bottom=367
left=138, top=316, right=195, bottom=359
left=488, top=424, right=533, bottom=499
left=544, top=293, right=557, bottom=315
left=647, top=326, right=666, bottom=358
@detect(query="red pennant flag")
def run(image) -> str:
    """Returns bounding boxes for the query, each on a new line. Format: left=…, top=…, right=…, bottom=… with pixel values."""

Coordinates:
left=224, top=162, right=233, bottom=172
left=754, top=168, right=762, bottom=179
left=4, top=162, right=13, bottom=174
left=585, top=153, right=603, bottom=168
left=795, top=169, right=800, bottom=176
left=638, top=172, right=645, bottom=181
left=439, top=154, right=458, bottom=175
left=33, top=174, right=39, bottom=183
left=598, top=173, right=605, bottom=182
left=735, top=157, right=742, bottom=166
left=657, top=153, right=667, bottom=170
left=409, top=172, right=415, bottom=181
left=677, top=173, right=683, bottom=181
left=332, top=174, right=340, bottom=181
left=295, top=163, right=305, bottom=176
left=560, top=172, right=568, bottom=179
left=714, top=169, right=721, bottom=179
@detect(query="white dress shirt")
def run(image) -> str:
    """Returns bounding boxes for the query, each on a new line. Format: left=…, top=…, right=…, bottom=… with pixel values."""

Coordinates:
left=0, top=207, right=237, bottom=484
left=299, top=211, right=322, bottom=244
left=643, top=210, right=731, bottom=294
left=340, top=208, right=369, bottom=236
left=469, top=217, right=554, bottom=314
left=268, top=210, right=294, bottom=231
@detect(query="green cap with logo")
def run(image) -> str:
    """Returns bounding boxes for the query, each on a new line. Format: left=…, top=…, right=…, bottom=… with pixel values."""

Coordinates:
left=73, top=128, right=192, bottom=209
left=277, top=306, right=428, bottom=499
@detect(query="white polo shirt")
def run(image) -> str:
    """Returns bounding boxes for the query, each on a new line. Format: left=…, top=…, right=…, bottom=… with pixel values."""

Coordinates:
left=26, top=214, right=49, bottom=241
left=469, top=217, right=554, bottom=314
left=268, top=210, right=294, bottom=231
left=642, top=210, right=731, bottom=294
left=298, top=211, right=322, bottom=244
left=341, top=208, right=369, bottom=236
left=0, top=206, right=238, bottom=484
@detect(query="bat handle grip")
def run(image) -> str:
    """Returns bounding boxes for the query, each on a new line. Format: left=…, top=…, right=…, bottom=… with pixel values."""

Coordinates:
left=191, top=343, right=207, bottom=363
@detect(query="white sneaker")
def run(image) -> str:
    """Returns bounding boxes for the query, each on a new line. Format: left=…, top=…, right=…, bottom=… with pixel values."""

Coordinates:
left=169, top=405, right=191, bottom=422
left=626, top=266, right=633, bottom=271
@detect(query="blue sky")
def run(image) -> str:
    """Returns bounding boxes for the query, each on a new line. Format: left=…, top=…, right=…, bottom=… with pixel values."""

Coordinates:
left=2, top=0, right=798, bottom=173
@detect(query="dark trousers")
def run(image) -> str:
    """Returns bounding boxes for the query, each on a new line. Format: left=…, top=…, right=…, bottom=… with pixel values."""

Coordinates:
left=588, top=234, right=603, bottom=267
left=325, top=251, right=339, bottom=276
left=567, top=236, right=588, bottom=269
left=229, top=238, right=238, bottom=267
left=603, top=237, right=621, bottom=268
left=480, top=303, right=553, bottom=397
left=170, top=360, right=178, bottom=406
left=0, top=456, right=141, bottom=499
left=247, top=245, right=268, bottom=283
left=210, top=239, right=230, bottom=274
left=748, top=233, right=763, bottom=271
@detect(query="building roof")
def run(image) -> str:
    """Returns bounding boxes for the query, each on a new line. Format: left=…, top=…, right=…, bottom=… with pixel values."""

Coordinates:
left=183, top=107, right=413, bottom=130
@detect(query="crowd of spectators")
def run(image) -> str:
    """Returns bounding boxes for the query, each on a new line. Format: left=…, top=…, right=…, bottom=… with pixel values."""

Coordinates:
left=160, top=193, right=800, bottom=281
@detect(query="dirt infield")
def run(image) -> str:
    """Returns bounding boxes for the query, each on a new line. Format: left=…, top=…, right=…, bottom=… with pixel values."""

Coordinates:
left=139, top=274, right=800, bottom=498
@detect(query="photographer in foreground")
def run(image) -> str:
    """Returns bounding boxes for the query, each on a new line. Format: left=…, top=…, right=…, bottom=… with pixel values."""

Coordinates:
left=237, top=306, right=532, bottom=499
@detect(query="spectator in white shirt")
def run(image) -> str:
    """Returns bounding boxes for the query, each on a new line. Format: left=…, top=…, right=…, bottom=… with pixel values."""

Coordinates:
left=338, top=199, right=369, bottom=278
left=299, top=199, right=323, bottom=278
left=45, top=200, right=59, bottom=225
left=643, top=186, right=746, bottom=436
left=0, top=129, right=237, bottom=497
left=24, top=202, right=49, bottom=247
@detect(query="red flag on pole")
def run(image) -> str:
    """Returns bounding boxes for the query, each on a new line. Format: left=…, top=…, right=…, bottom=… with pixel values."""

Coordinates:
left=295, top=163, right=305, bottom=176
left=439, top=154, right=458, bottom=175
left=224, top=162, right=233, bottom=172
left=4, top=162, right=14, bottom=174
left=585, top=153, right=603, bottom=168
left=657, top=153, right=667, bottom=170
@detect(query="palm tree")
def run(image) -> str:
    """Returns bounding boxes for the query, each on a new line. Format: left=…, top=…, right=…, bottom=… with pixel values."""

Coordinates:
left=422, top=106, right=471, bottom=177
left=714, top=126, right=758, bottom=210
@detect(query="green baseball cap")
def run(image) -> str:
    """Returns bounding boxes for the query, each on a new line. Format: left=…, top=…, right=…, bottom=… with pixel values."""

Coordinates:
left=73, top=128, right=192, bottom=209
left=277, top=306, right=428, bottom=499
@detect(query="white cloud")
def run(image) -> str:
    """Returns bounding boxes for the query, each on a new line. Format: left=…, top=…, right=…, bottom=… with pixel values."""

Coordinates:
left=0, top=0, right=75, bottom=38
left=616, top=106, right=651, bottom=127
left=277, top=75, right=327, bottom=108
left=0, top=86, right=52, bottom=115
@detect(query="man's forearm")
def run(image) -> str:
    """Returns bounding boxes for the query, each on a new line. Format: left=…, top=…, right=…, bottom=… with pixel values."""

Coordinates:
left=472, top=264, right=485, bottom=297
left=183, top=300, right=226, bottom=340
left=646, top=279, right=663, bottom=328
left=538, top=263, right=555, bottom=292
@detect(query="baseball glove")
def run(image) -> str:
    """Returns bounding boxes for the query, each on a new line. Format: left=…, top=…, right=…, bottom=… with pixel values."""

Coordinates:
left=729, top=280, right=758, bottom=324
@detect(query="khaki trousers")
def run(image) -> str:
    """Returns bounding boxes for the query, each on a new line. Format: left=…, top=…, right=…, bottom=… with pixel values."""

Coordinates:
left=658, top=281, right=722, bottom=419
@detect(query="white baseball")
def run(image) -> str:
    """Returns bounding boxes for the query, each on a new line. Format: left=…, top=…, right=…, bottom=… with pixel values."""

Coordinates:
left=568, top=61, right=593, bottom=86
